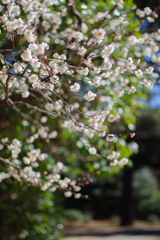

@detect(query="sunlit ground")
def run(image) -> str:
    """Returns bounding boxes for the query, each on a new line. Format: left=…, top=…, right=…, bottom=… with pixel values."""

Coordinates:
left=63, top=220, right=160, bottom=240
left=64, top=237, right=159, bottom=240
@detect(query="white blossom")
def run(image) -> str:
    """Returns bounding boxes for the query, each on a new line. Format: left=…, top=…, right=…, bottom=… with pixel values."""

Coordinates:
left=79, top=67, right=89, bottom=76
left=64, top=191, right=72, bottom=198
left=118, top=158, right=128, bottom=166
left=21, top=49, right=32, bottom=62
left=110, top=159, right=118, bottom=166
left=84, top=91, right=97, bottom=101
left=102, top=44, right=114, bottom=58
left=74, top=193, right=81, bottom=199
left=14, top=63, right=22, bottom=73
left=2, top=0, right=11, bottom=4
left=23, top=157, right=30, bottom=165
left=70, top=83, right=80, bottom=93
left=40, top=116, right=48, bottom=123
left=135, top=69, right=143, bottom=78
left=0, top=172, right=10, bottom=182
left=146, top=66, right=154, bottom=74
left=28, top=74, right=38, bottom=83
left=48, top=131, right=58, bottom=138
left=144, top=7, right=152, bottom=15
left=89, top=147, right=97, bottom=155
left=57, top=162, right=63, bottom=170
left=45, top=103, right=54, bottom=111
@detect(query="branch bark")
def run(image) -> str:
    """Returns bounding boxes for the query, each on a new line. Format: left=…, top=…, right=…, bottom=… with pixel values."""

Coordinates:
left=97, top=5, right=118, bottom=29
left=66, top=0, right=82, bottom=30
left=0, top=191, right=10, bottom=204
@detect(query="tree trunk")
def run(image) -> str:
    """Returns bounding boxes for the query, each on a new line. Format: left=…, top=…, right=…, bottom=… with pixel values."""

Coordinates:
left=120, top=166, right=133, bottom=226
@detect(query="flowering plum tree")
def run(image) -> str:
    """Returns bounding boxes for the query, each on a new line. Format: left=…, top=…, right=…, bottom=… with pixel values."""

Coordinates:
left=0, top=0, right=159, bottom=203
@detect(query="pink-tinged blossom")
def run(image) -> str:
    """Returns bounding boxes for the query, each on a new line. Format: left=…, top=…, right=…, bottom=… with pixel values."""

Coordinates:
left=130, top=133, right=135, bottom=138
left=108, top=114, right=117, bottom=123
left=106, top=134, right=115, bottom=142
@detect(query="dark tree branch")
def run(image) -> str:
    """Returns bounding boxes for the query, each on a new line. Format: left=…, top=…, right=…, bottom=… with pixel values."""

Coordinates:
left=97, top=5, right=118, bottom=29
left=0, top=191, right=10, bottom=204
left=66, top=0, right=82, bottom=30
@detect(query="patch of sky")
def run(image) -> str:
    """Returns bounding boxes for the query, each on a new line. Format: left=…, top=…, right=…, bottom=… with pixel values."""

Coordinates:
left=149, top=85, right=160, bottom=110
left=139, top=20, right=160, bottom=110
left=140, top=20, right=149, bottom=34
left=6, top=51, right=18, bottom=64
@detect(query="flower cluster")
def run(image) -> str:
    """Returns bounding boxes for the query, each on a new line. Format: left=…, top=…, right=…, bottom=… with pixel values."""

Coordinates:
left=0, top=0, right=159, bottom=197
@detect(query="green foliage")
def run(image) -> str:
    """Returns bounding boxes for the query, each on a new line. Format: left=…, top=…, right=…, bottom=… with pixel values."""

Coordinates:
left=64, top=208, right=93, bottom=222
left=133, top=167, right=160, bottom=219
left=137, top=193, right=160, bottom=218
left=0, top=184, right=64, bottom=240
left=133, top=167, right=157, bottom=198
